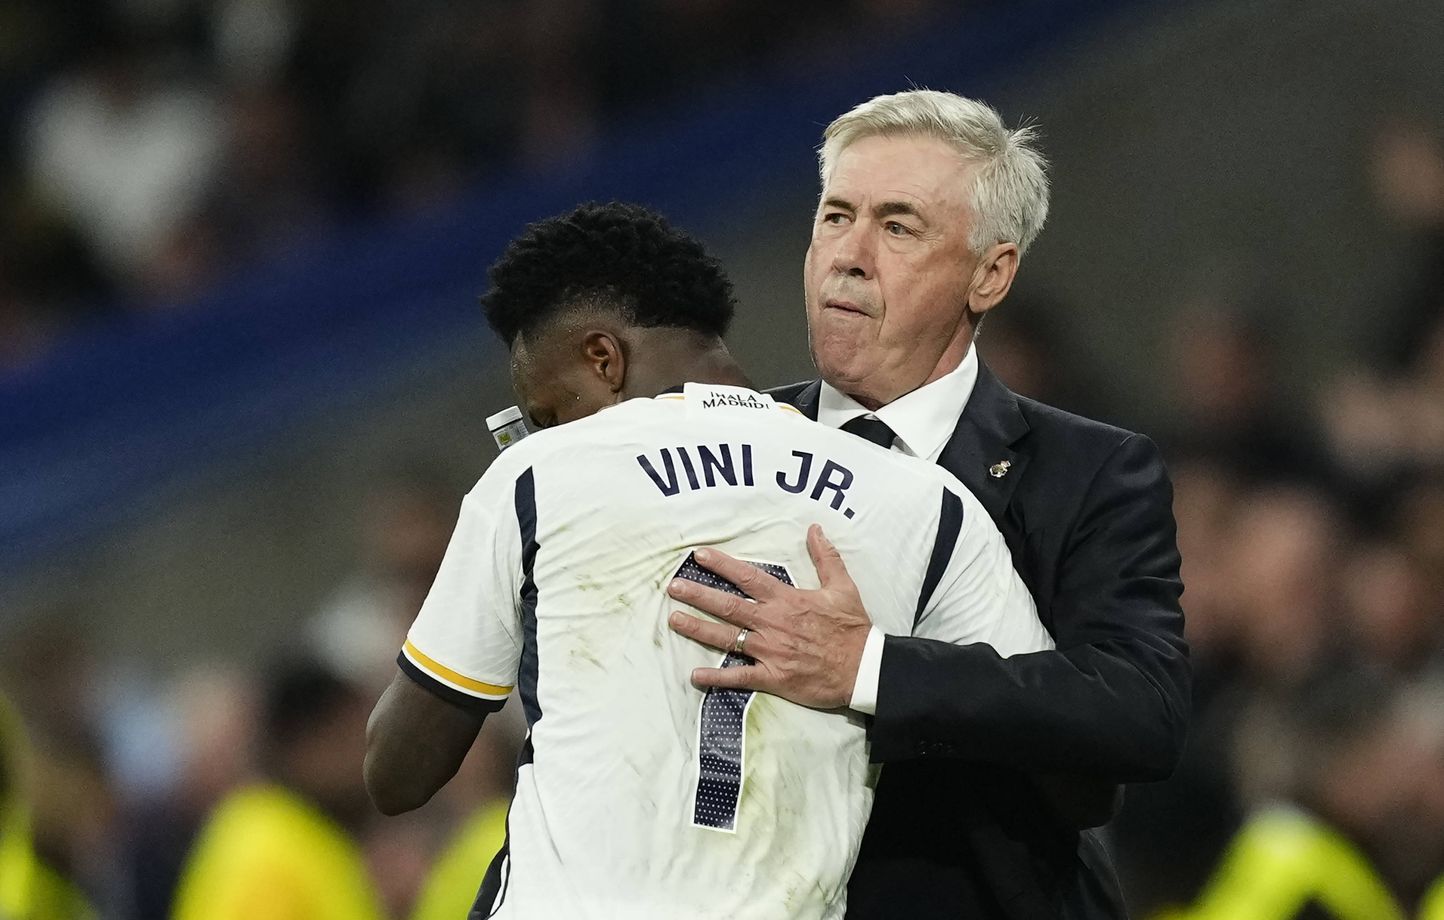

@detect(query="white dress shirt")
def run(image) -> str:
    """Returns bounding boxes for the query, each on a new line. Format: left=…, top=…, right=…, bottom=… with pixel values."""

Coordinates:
left=817, top=347, right=982, bottom=715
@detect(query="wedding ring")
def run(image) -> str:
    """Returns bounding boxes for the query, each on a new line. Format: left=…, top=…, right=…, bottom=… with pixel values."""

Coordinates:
left=732, top=628, right=750, bottom=656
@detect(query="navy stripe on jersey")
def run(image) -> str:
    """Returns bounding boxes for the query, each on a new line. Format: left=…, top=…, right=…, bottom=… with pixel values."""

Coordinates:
left=396, top=653, right=507, bottom=715
left=472, top=734, right=536, bottom=919
left=473, top=471, right=543, bottom=918
left=914, top=488, right=964, bottom=627
left=515, top=467, right=542, bottom=728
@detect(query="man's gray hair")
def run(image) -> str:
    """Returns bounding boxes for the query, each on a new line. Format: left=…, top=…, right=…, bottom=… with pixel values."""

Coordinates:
left=819, top=90, right=1050, bottom=256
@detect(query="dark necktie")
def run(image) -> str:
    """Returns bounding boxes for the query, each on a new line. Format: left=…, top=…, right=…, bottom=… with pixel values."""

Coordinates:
left=840, top=415, right=896, bottom=450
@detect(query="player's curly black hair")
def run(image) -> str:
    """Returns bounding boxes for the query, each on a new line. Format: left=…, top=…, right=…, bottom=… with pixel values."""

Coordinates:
left=481, top=201, right=736, bottom=346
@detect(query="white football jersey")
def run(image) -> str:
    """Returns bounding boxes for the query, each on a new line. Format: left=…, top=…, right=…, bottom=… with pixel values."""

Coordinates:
left=400, top=383, right=1050, bottom=920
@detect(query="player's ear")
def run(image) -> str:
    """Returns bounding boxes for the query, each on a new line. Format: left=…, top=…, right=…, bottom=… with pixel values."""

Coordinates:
left=581, top=330, right=627, bottom=393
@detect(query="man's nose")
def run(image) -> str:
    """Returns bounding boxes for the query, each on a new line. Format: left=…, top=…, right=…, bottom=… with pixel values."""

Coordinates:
left=832, top=223, right=874, bottom=279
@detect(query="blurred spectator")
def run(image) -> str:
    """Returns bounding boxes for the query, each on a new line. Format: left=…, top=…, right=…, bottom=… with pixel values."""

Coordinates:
left=1321, top=313, right=1444, bottom=494
left=1221, top=486, right=1345, bottom=688
left=0, top=615, right=125, bottom=913
left=306, top=466, right=458, bottom=693
left=1369, top=117, right=1444, bottom=375
left=0, top=186, right=115, bottom=370
left=0, top=692, right=96, bottom=920
left=23, top=19, right=224, bottom=300
left=120, top=666, right=259, bottom=920
left=170, top=658, right=385, bottom=920
left=200, top=84, right=333, bottom=261
left=1158, top=302, right=1329, bottom=485
left=1393, top=474, right=1444, bottom=590
left=1322, top=117, right=1444, bottom=497
left=1339, top=538, right=1443, bottom=675
left=1184, top=671, right=1444, bottom=919
left=1167, top=459, right=1245, bottom=668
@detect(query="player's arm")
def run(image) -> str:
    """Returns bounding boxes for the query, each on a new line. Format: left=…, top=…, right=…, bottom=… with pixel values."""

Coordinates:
left=365, top=672, right=487, bottom=815
left=365, top=464, right=530, bottom=815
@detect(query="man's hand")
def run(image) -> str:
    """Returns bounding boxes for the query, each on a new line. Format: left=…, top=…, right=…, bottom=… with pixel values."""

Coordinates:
left=666, top=524, right=871, bottom=710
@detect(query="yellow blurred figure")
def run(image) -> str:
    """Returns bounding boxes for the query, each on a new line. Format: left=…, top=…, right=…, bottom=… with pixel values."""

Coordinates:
left=172, top=660, right=385, bottom=920
left=408, top=801, right=508, bottom=920
left=0, top=695, right=95, bottom=920
left=1186, top=807, right=1405, bottom=920
left=171, top=784, right=386, bottom=920
left=1422, top=876, right=1444, bottom=920
left=1179, top=671, right=1444, bottom=920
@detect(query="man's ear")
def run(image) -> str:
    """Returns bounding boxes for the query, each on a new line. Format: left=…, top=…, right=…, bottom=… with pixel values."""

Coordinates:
left=967, top=242, right=1020, bottom=318
left=581, top=330, right=626, bottom=393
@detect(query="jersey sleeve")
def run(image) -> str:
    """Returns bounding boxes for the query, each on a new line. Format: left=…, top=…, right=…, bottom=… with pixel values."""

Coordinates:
left=911, top=481, right=1053, bottom=656
left=398, top=463, right=529, bottom=714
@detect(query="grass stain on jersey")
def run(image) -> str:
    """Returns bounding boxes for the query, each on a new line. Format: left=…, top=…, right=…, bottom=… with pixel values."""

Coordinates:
left=568, top=644, right=604, bottom=671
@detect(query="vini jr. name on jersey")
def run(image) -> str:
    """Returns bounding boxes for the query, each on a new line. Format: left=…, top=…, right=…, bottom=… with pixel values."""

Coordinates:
left=635, top=443, right=861, bottom=519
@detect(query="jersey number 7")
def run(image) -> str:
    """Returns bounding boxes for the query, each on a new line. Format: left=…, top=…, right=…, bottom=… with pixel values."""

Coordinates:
left=673, top=553, right=795, bottom=833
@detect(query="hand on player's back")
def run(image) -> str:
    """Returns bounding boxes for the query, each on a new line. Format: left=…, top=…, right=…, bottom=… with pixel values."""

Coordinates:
left=667, top=524, right=872, bottom=710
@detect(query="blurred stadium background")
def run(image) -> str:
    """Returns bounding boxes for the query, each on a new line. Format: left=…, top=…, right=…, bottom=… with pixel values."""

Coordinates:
left=3, top=0, right=1444, bottom=916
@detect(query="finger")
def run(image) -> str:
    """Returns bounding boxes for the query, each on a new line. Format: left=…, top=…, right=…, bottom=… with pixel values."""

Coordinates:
left=691, top=663, right=770, bottom=693
left=667, top=578, right=760, bottom=627
left=807, top=524, right=856, bottom=588
left=691, top=547, right=781, bottom=601
left=668, top=611, right=749, bottom=653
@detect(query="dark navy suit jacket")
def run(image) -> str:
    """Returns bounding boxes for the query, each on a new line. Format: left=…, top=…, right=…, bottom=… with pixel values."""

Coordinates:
left=771, top=364, right=1189, bottom=920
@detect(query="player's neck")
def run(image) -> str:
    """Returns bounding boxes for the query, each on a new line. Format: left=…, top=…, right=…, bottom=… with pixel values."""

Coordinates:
left=677, top=342, right=753, bottom=390
left=629, top=333, right=754, bottom=395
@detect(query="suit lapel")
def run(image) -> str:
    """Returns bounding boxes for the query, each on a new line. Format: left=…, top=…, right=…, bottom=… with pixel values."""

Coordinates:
left=938, top=362, right=1030, bottom=523
left=779, top=379, right=822, bottom=421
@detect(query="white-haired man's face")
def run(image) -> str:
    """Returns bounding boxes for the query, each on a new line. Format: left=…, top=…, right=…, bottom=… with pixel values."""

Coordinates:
left=804, top=134, right=992, bottom=408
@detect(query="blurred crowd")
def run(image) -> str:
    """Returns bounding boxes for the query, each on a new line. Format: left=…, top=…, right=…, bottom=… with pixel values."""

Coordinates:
left=2, top=467, right=526, bottom=919
left=0, top=465, right=537, bottom=918
left=0, top=0, right=941, bottom=371
left=4, top=3, right=1444, bottom=917
left=1101, top=116, right=1444, bottom=918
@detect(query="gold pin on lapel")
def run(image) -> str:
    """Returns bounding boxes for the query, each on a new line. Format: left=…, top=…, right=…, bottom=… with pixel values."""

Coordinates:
left=989, top=460, right=1011, bottom=479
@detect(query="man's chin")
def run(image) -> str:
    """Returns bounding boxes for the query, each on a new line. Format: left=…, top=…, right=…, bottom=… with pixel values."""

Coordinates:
left=816, top=360, right=879, bottom=402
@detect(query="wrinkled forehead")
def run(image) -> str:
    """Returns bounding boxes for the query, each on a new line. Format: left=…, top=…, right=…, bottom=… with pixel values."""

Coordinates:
left=822, top=134, right=976, bottom=211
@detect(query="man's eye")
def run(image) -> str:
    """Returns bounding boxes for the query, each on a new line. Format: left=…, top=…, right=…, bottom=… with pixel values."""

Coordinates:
left=821, top=212, right=847, bottom=225
left=885, top=221, right=911, bottom=236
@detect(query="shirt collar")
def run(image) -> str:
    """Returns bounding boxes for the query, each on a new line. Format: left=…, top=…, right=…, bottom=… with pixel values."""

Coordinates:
left=817, top=345, right=979, bottom=461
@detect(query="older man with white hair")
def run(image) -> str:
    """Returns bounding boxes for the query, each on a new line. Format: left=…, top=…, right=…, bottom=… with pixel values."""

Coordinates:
left=668, top=90, right=1190, bottom=919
